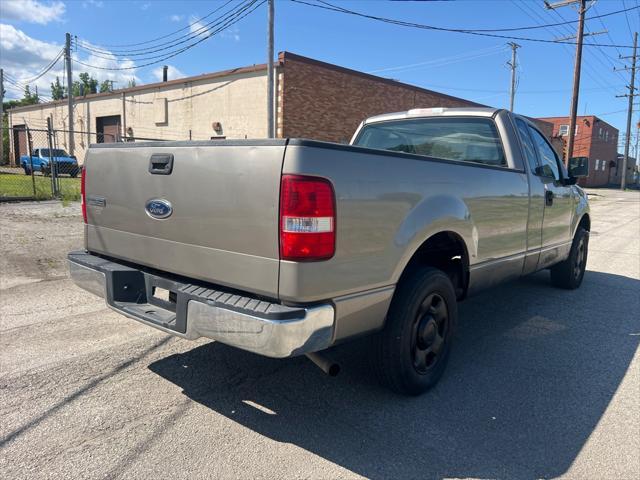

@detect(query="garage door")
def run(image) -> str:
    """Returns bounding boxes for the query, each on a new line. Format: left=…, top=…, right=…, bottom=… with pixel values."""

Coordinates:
left=13, top=125, right=28, bottom=165
left=96, top=115, right=121, bottom=143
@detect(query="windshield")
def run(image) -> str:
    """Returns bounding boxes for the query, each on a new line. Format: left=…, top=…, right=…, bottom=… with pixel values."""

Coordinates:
left=354, top=117, right=507, bottom=167
left=40, top=149, right=70, bottom=157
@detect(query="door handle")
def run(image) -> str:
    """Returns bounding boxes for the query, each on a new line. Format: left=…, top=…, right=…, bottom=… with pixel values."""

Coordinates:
left=148, top=154, right=174, bottom=175
left=545, top=190, right=554, bottom=206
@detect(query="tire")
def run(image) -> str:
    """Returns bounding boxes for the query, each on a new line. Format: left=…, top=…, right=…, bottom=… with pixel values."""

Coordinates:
left=372, top=267, right=457, bottom=396
left=550, top=227, right=589, bottom=289
left=23, top=167, right=31, bottom=176
left=70, top=168, right=78, bottom=178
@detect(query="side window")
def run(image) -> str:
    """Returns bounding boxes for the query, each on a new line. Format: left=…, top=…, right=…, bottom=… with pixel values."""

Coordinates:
left=32, top=149, right=39, bottom=157
left=515, top=119, right=539, bottom=173
left=528, top=127, right=561, bottom=181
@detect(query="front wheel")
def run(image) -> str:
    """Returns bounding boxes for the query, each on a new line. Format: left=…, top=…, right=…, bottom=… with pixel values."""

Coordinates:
left=372, top=267, right=457, bottom=395
left=23, top=167, right=31, bottom=176
left=550, top=227, right=589, bottom=289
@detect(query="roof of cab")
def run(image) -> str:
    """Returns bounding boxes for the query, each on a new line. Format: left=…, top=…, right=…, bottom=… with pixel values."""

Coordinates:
left=363, top=107, right=501, bottom=125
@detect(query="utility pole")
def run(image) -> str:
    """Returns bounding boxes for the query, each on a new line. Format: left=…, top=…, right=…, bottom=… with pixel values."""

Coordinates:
left=545, top=0, right=586, bottom=166
left=616, top=32, right=637, bottom=190
left=1, top=68, right=4, bottom=166
left=267, top=0, right=275, bottom=138
left=64, top=32, right=74, bottom=155
left=507, top=42, right=520, bottom=111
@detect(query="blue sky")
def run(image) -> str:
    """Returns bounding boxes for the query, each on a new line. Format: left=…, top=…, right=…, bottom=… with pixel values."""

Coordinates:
left=1, top=0, right=638, bottom=151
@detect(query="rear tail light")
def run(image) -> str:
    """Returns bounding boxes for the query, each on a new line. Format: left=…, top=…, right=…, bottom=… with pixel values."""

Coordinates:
left=280, top=175, right=336, bottom=261
left=81, top=166, right=87, bottom=224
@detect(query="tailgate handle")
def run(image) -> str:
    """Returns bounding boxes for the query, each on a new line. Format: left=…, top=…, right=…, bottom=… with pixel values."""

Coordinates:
left=149, top=154, right=174, bottom=175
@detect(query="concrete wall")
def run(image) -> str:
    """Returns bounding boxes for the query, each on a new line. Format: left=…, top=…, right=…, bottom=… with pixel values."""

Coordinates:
left=9, top=67, right=269, bottom=164
left=610, top=155, right=638, bottom=186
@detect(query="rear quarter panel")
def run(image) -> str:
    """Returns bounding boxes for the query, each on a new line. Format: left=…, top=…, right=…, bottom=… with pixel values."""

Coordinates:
left=279, top=142, right=530, bottom=304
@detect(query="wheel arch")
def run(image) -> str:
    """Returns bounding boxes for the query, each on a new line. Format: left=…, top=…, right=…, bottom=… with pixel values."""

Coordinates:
left=578, top=213, right=591, bottom=232
left=397, top=230, right=470, bottom=300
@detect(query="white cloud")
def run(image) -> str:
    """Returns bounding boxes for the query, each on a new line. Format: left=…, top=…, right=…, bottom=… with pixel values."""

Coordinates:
left=82, top=0, right=104, bottom=8
left=189, top=15, right=239, bottom=42
left=0, top=23, right=62, bottom=98
left=189, top=15, right=210, bottom=36
left=151, top=65, right=185, bottom=82
left=0, top=24, right=139, bottom=100
left=70, top=44, right=141, bottom=90
left=0, top=0, right=65, bottom=25
left=170, top=14, right=184, bottom=22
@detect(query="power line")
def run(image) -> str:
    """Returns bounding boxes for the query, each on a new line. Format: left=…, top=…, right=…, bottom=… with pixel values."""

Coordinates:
left=383, top=0, right=639, bottom=33
left=548, top=5, right=627, bottom=84
left=289, top=0, right=636, bottom=48
left=74, top=0, right=244, bottom=57
left=367, top=45, right=508, bottom=74
left=3, top=48, right=64, bottom=88
left=78, top=0, right=237, bottom=49
left=622, top=0, right=636, bottom=43
left=2, top=75, right=52, bottom=102
left=73, top=0, right=265, bottom=71
left=515, top=1, right=614, bottom=92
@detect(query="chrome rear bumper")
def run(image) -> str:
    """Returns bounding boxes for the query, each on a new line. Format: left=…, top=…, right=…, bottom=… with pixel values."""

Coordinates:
left=68, top=251, right=335, bottom=358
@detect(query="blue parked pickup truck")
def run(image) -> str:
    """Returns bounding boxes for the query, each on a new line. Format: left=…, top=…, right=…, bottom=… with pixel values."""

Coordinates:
left=21, top=148, right=80, bottom=177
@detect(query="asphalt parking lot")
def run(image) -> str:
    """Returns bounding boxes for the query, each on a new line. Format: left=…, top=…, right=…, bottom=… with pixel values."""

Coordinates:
left=1, top=189, right=639, bottom=480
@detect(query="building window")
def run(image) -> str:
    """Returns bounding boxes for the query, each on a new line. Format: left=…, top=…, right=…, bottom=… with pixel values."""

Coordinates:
left=605, top=130, right=609, bottom=142
left=595, top=159, right=601, bottom=171
left=558, top=124, right=578, bottom=136
left=599, top=127, right=603, bottom=139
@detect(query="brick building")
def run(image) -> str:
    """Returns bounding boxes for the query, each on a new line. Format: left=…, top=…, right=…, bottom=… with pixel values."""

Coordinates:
left=536, top=115, right=619, bottom=187
left=6, top=51, right=481, bottom=165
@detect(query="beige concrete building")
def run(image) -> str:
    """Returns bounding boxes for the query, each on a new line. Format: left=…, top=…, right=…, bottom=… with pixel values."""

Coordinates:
left=7, top=52, right=482, bottom=165
left=8, top=63, right=270, bottom=164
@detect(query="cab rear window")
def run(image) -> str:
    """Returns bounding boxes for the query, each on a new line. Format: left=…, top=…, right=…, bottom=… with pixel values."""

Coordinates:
left=354, top=117, right=507, bottom=167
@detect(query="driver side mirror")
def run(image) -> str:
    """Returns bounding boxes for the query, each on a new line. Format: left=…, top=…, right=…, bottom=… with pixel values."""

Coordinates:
left=568, top=156, right=589, bottom=178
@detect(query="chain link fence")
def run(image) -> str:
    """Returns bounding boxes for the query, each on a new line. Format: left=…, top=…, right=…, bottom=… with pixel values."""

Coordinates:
left=1, top=124, right=116, bottom=201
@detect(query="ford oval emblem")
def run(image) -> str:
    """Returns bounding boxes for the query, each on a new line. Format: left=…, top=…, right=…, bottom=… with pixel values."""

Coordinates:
left=145, top=199, right=173, bottom=219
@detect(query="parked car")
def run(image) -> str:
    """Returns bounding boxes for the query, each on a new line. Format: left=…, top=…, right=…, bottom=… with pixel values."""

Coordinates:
left=68, top=107, right=590, bottom=395
left=21, top=148, right=80, bottom=177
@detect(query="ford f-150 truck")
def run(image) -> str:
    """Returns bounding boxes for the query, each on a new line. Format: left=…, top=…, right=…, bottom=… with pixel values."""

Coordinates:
left=68, top=107, right=590, bottom=395
left=21, top=148, right=80, bottom=177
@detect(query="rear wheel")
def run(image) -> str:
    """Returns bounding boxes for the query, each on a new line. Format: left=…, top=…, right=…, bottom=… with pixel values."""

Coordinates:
left=372, top=267, right=457, bottom=395
left=23, top=167, right=31, bottom=175
left=550, top=227, right=589, bottom=289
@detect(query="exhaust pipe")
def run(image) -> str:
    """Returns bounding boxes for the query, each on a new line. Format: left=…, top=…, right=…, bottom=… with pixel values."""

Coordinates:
left=306, top=352, right=340, bottom=376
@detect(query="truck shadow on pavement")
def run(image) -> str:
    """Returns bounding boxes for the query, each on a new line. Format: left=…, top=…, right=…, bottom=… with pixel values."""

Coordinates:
left=148, top=270, right=640, bottom=479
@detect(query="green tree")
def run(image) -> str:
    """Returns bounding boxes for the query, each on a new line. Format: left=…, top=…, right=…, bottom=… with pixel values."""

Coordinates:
left=72, top=72, right=99, bottom=97
left=51, top=77, right=65, bottom=100
left=22, top=85, right=39, bottom=105
left=99, top=80, right=112, bottom=93
left=127, top=78, right=136, bottom=88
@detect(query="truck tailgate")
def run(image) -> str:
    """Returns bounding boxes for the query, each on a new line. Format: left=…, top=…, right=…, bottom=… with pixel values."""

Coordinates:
left=84, top=141, right=286, bottom=298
